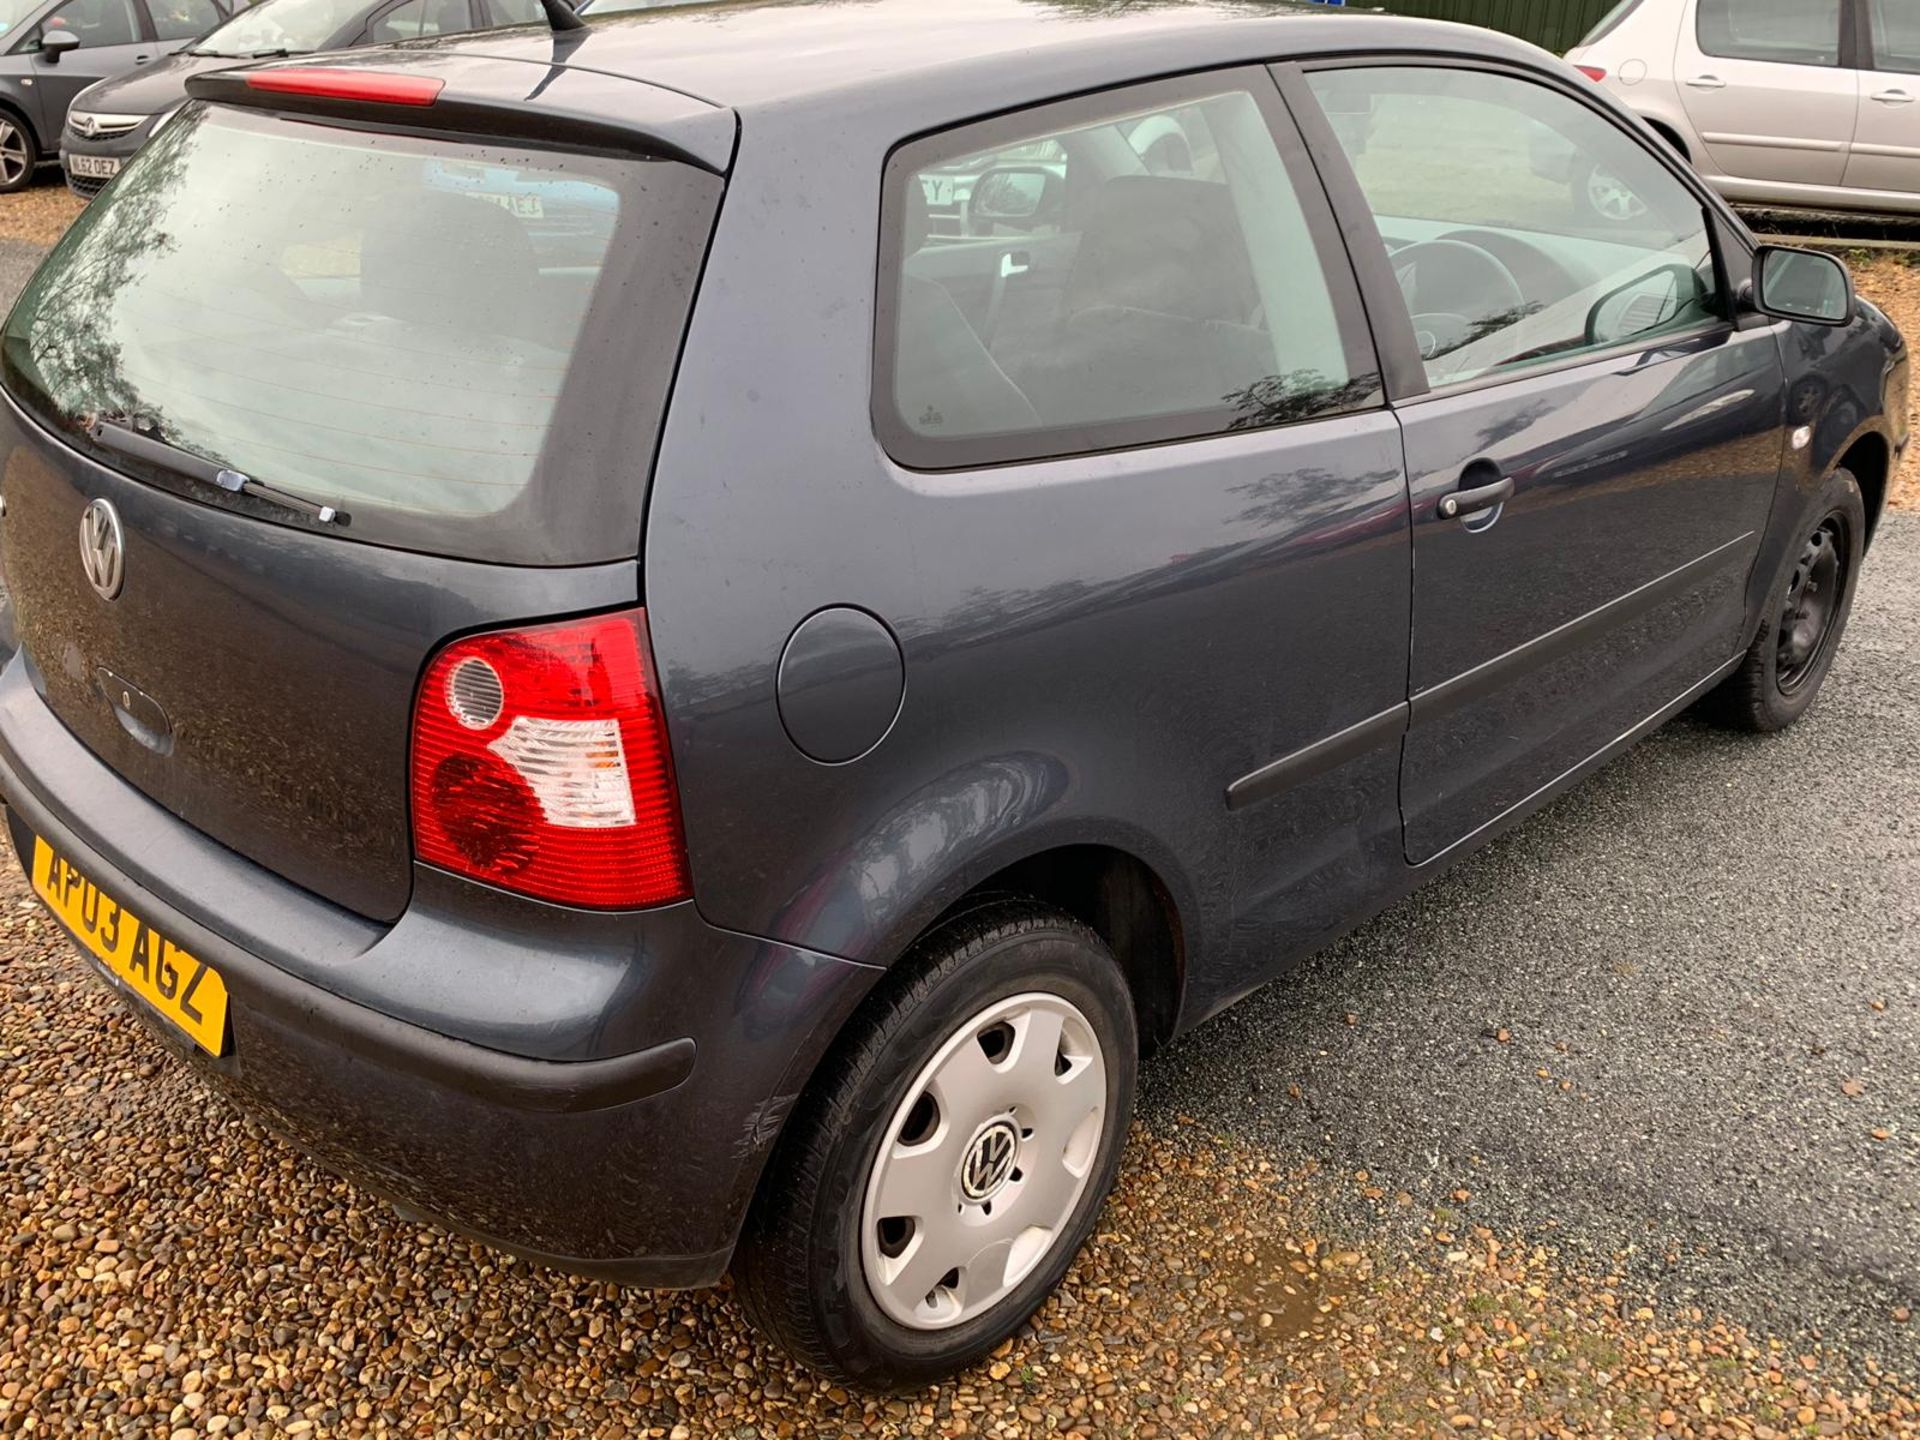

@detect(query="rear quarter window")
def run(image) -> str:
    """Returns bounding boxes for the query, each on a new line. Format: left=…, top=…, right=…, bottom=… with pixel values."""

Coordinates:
left=2, top=104, right=720, bottom=565
left=873, top=74, right=1380, bottom=471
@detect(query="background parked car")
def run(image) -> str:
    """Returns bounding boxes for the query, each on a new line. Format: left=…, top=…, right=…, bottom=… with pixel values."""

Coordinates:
left=0, top=0, right=247, bottom=192
left=1566, top=0, right=1920, bottom=217
left=58, top=0, right=552, bottom=195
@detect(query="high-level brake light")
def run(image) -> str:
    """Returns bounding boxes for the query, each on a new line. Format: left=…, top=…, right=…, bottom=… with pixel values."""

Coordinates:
left=244, top=69, right=444, bottom=106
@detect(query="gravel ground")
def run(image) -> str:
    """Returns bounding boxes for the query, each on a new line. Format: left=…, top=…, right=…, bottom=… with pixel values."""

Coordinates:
left=2, top=194, right=1919, bottom=1435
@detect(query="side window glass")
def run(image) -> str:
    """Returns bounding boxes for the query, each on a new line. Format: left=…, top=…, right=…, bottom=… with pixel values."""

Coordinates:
left=1307, top=67, right=1723, bottom=390
left=880, top=82, right=1378, bottom=467
left=148, top=0, right=223, bottom=41
left=1869, top=0, right=1920, bottom=75
left=1697, top=0, right=1843, bottom=68
left=40, top=0, right=140, bottom=47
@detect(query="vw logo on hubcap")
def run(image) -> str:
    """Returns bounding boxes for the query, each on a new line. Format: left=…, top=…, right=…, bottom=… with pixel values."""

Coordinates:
left=959, top=1118, right=1020, bottom=1203
left=79, top=498, right=125, bottom=601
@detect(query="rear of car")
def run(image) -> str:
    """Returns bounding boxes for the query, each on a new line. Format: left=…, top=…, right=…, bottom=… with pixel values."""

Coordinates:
left=0, top=55, right=871, bottom=1282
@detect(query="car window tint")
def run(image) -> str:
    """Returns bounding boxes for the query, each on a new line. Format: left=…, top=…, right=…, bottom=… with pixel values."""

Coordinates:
left=1307, top=67, right=1722, bottom=390
left=148, top=0, right=222, bottom=41
left=367, top=0, right=465, bottom=40
left=881, top=85, right=1376, bottom=467
left=42, top=0, right=139, bottom=47
left=1869, top=0, right=1920, bottom=74
left=484, top=0, right=540, bottom=23
left=1697, top=0, right=1843, bottom=67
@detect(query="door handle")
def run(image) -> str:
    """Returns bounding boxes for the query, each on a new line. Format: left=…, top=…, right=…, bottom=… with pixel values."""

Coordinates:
left=1872, top=88, right=1916, bottom=105
left=1438, top=474, right=1515, bottom=521
left=133, top=52, right=153, bottom=62
left=1686, top=74, right=1728, bottom=90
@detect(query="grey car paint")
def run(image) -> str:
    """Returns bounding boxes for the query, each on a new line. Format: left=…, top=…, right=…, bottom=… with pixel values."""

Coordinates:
left=0, top=0, right=1907, bottom=1285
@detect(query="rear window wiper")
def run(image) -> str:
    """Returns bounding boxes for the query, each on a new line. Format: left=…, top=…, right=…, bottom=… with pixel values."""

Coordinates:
left=88, top=416, right=350, bottom=527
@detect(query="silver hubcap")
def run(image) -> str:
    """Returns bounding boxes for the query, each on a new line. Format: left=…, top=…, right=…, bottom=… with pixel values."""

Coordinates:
left=0, top=122, right=26, bottom=186
left=860, top=992, right=1107, bottom=1331
left=1587, top=164, right=1647, bottom=223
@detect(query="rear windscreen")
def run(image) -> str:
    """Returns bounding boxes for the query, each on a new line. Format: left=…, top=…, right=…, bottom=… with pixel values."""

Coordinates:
left=2, top=104, right=720, bottom=565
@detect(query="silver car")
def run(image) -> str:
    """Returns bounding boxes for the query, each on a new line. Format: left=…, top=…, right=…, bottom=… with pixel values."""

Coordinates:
left=1567, top=0, right=1920, bottom=217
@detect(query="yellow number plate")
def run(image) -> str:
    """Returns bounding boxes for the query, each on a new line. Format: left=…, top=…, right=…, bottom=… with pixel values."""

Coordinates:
left=30, top=837, right=229, bottom=1056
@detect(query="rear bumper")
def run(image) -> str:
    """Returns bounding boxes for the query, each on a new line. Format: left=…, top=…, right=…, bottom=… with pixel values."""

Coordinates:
left=0, top=655, right=878, bottom=1286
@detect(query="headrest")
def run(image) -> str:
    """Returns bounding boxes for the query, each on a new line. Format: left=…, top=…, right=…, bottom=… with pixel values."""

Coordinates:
left=1065, top=175, right=1259, bottom=325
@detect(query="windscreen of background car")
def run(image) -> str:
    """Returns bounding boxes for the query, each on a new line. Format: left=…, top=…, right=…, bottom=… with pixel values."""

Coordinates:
left=184, top=0, right=366, bottom=53
left=1, top=104, right=719, bottom=565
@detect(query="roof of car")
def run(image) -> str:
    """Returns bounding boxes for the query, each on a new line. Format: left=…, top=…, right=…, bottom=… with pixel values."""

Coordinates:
left=429, top=0, right=1552, bottom=118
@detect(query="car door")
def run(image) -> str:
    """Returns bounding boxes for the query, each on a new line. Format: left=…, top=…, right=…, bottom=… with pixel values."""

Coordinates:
left=651, top=69, right=1413, bottom=1016
left=1845, top=0, right=1920, bottom=195
left=1288, top=61, right=1788, bottom=867
left=1678, top=0, right=1857, bottom=187
left=25, top=0, right=154, bottom=133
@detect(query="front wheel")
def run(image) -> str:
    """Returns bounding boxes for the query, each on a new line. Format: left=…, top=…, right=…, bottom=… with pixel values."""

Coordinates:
left=0, top=115, right=36, bottom=195
left=732, top=902, right=1138, bottom=1390
left=1700, top=469, right=1866, bottom=732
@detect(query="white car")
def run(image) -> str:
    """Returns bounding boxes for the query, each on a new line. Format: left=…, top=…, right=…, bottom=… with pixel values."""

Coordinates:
left=1566, top=0, right=1920, bottom=217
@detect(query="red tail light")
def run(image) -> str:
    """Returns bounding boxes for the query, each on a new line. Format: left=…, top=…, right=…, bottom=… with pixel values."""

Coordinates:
left=245, top=68, right=444, bottom=106
left=1575, top=65, right=1608, bottom=82
left=410, top=610, right=691, bottom=909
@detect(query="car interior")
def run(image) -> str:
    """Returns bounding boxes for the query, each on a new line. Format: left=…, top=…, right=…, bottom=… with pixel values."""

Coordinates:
left=894, top=79, right=1730, bottom=447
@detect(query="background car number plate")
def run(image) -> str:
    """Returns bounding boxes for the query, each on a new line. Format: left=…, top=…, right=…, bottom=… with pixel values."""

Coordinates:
left=68, top=155, right=120, bottom=179
left=30, top=837, right=228, bottom=1055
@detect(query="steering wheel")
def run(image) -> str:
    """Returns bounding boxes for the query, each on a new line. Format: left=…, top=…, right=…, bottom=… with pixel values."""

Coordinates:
left=1391, top=239, right=1528, bottom=362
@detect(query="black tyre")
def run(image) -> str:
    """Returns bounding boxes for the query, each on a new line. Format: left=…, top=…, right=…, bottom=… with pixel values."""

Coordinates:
left=0, top=113, right=36, bottom=195
left=1701, top=468, right=1866, bottom=733
left=732, top=901, right=1138, bottom=1390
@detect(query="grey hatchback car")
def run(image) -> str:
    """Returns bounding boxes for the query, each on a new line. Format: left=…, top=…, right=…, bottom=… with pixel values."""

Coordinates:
left=0, top=0, right=1908, bottom=1389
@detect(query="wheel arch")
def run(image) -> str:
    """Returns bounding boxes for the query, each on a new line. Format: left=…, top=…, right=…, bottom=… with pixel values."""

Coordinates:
left=1641, top=115, right=1690, bottom=163
left=1836, top=430, right=1892, bottom=545
left=919, top=842, right=1187, bottom=1057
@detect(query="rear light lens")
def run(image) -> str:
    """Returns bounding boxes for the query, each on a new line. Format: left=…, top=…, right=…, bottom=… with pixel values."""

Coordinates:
left=1575, top=65, right=1608, bottom=82
left=244, top=68, right=444, bottom=106
left=410, top=610, right=691, bottom=909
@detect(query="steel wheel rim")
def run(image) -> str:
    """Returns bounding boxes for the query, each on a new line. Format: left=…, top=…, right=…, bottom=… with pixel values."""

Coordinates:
left=0, top=122, right=26, bottom=187
left=1587, top=165, right=1646, bottom=223
left=1777, top=514, right=1847, bottom=694
left=860, top=991, right=1107, bottom=1331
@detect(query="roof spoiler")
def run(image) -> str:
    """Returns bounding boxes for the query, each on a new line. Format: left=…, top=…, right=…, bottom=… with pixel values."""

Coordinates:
left=185, top=52, right=736, bottom=174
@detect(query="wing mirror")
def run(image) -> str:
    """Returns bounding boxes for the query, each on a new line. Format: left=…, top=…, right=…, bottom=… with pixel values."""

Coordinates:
left=966, top=165, right=1064, bottom=236
left=1749, top=245, right=1854, bottom=326
left=38, top=28, right=81, bottom=60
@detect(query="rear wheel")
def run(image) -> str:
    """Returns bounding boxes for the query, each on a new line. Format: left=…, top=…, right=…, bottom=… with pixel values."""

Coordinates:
left=733, top=902, right=1137, bottom=1390
left=0, top=116, right=36, bottom=195
left=1575, top=158, right=1649, bottom=226
left=1700, top=469, right=1866, bottom=732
